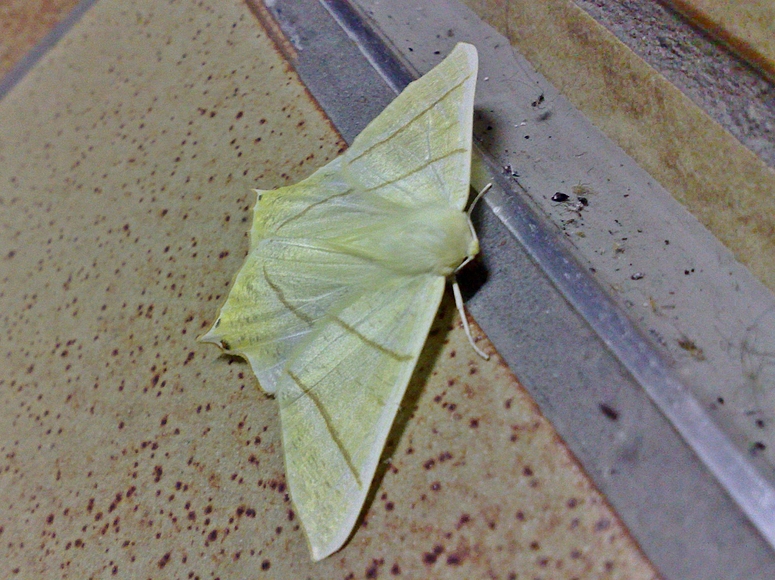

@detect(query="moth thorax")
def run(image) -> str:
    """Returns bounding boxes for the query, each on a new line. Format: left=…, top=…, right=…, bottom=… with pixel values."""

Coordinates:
left=380, top=206, right=475, bottom=277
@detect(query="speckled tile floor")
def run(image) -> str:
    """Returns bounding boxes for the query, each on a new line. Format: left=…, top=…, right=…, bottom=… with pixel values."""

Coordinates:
left=0, top=0, right=659, bottom=577
left=3, top=0, right=775, bottom=578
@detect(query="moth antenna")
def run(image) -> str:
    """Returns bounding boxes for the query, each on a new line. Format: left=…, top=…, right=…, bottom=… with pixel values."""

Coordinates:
left=467, top=182, right=491, bottom=218
left=456, top=183, right=492, bottom=272
left=452, top=277, right=489, bottom=360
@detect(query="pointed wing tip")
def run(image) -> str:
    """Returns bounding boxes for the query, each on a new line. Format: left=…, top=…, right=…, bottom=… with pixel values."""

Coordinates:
left=308, top=530, right=350, bottom=561
left=453, top=42, right=478, bottom=67
left=197, top=328, right=223, bottom=347
left=294, top=484, right=366, bottom=561
left=455, top=41, right=477, bottom=55
left=309, top=546, right=331, bottom=562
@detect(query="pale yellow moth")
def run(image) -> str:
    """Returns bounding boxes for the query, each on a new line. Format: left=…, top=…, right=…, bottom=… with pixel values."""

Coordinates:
left=201, top=42, right=481, bottom=560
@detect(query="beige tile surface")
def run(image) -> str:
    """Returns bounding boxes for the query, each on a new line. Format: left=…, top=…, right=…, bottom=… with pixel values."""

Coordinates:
left=0, top=0, right=659, bottom=577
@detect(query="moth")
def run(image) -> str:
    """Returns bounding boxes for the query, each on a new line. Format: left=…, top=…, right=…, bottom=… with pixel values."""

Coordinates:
left=201, top=43, right=482, bottom=560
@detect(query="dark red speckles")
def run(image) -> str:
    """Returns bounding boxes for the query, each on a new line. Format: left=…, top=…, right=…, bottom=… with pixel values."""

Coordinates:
left=390, top=562, right=401, bottom=575
left=385, top=501, right=394, bottom=511
left=108, top=492, right=123, bottom=512
left=207, top=529, right=218, bottom=541
left=153, top=465, right=163, bottom=482
left=423, top=545, right=445, bottom=565
left=456, top=513, right=470, bottom=529
left=245, top=508, right=256, bottom=518
left=46, top=513, right=54, bottom=524
left=430, top=481, right=441, bottom=491
left=469, top=418, right=479, bottom=428
left=423, top=458, right=435, bottom=470
left=366, top=558, right=384, bottom=578
left=261, top=559, right=271, bottom=570
left=157, top=552, right=171, bottom=568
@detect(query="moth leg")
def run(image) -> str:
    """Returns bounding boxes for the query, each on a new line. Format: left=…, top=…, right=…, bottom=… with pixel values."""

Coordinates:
left=452, top=278, right=489, bottom=360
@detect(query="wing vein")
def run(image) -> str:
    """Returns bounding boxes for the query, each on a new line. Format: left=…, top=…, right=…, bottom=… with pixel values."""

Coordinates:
left=330, top=315, right=411, bottom=361
left=273, top=188, right=357, bottom=233
left=287, top=370, right=363, bottom=489
left=264, top=266, right=316, bottom=327
left=424, top=112, right=449, bottom=201
left=360, top=147, right=467, bottom=195
left=346, top=75, right=472, bottom=163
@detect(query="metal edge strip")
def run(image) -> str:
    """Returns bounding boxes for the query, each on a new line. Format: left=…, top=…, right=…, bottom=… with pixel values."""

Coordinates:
left=317, top=0, right=775, bottom=553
